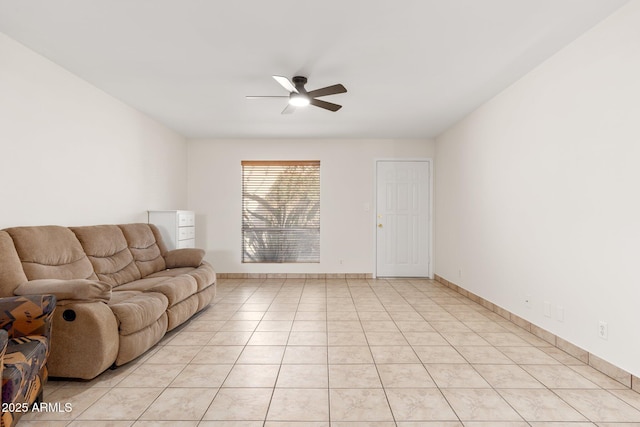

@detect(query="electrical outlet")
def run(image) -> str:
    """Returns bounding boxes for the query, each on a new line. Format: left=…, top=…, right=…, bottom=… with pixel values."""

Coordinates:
left=556, top=306, right=564, bottom=322
left=598, top=321, right=608, bottom=340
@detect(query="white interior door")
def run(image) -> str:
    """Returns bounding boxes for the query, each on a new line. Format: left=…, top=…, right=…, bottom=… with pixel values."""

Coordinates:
left=376, top=160, right=430, bottom=277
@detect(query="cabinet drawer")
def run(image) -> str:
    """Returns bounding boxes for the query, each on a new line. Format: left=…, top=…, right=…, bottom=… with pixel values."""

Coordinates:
left=177, top=239, right=195, bottom=249
left=178, top=226, right=195, bottom=241
left=178, top=212, right=195, bottom=227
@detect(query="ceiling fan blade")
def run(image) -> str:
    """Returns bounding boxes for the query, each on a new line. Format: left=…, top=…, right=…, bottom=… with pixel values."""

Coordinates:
left=281, top=103, right=297, bottom=114
left=310, top=98, right=342, bottom=112
left=306, top=84, right=347, bottom=98
left=273, top=75, right=298, bottom=93
left=246, top=96, right=289, bottom=99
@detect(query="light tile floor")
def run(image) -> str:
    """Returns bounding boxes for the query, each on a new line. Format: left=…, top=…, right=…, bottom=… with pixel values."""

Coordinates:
left=20, top=278, right=640, bottom=426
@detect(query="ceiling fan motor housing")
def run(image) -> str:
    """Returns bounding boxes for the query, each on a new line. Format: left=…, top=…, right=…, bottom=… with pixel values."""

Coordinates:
left=292, top=76, right=308, bottom=93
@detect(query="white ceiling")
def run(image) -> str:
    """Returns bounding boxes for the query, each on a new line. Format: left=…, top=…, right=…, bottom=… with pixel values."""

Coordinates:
left=0, top=0, right=628, bottom=139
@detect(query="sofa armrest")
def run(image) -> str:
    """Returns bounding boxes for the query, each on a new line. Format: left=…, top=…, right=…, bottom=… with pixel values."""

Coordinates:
left=0, top=294, right=56, bottom=340
left=13, top=278, right=111, bottom=305
left=164, top=248, right=205, bottom=268
left=47, top=300, right=119, bottom=379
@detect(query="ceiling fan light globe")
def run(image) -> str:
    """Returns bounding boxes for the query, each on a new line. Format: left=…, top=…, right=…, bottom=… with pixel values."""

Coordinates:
left=289, top=94, right=310, bottom=107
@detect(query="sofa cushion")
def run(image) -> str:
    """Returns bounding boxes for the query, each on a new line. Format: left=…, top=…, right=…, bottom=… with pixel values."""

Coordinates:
left=147, top=262, right=216, bottom=292
left=115, top=275, right=197, bottom=307
left=108, top=291, right=168, bottom=335
left=71, top=225, right=141, bottom=287
left=116, top=313, right=167, bottom=366
left=5, top=226, right=97, bottom=281
left=166, top=295, right=199, bottom=331
left=118, top=224, right=166, bottom=277
left=149, top=223, right=169, bottom=255
left=112, top=276, right=168, bottom=291
left=0, top=231, right=28, bottom=297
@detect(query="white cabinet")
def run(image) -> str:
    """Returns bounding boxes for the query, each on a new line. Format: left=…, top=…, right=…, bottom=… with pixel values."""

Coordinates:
left=148, top=210, right=196, bottom=250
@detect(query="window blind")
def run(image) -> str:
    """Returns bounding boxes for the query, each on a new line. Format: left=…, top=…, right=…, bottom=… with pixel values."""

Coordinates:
left=242, top=160, right=320, bottom=263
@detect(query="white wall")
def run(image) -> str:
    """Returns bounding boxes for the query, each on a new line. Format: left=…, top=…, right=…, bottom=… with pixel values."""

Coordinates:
left=188, top=139, right=434, bottom=274
left=435, top=2, right=640, bottom=376
left=0, top=32, right=187, bottom=228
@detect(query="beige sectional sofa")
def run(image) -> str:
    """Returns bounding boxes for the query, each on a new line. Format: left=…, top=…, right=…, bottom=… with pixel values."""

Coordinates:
left=0, top=223, right=216, bottom=380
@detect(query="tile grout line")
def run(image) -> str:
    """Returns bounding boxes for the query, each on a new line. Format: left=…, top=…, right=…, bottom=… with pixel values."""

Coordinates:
left=323, top=278, right=331, bottom=425
left=355, top=278, right=401, bottom=425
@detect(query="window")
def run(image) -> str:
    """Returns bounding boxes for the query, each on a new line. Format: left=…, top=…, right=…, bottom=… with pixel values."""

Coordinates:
left=242, top=160, right=320, bottom=263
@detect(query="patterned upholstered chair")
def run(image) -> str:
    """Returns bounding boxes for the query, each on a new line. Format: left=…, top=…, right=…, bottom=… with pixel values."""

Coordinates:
left=0, top=295, right=56, bottom=427
left=0, top=330, right=7, bottom=393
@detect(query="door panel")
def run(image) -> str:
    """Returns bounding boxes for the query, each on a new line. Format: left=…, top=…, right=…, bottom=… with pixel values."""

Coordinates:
left=376, top=161, right=430, bottom=277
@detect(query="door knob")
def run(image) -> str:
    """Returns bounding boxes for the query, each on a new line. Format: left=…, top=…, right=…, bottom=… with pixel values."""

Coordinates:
left=378, top=223, right=383, bottom=228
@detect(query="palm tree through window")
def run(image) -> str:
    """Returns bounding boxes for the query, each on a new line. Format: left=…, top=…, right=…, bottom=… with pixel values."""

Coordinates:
left=241, top=160, right=320, bottom=263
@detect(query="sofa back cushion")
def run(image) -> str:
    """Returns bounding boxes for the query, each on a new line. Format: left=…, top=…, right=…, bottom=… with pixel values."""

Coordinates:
left=0, top=231, right=29, bottom=296
left=71, top=225, right=142, bottom=287
left=118, top=224, right=166, bottom=277
left=5, top=226, right=97, bottom=281
left=149, top=223, right=169, bottom=256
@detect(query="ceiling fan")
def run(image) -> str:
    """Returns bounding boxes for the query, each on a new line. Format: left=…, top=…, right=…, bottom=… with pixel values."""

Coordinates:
left=247, top=75, right=347, bottom=114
